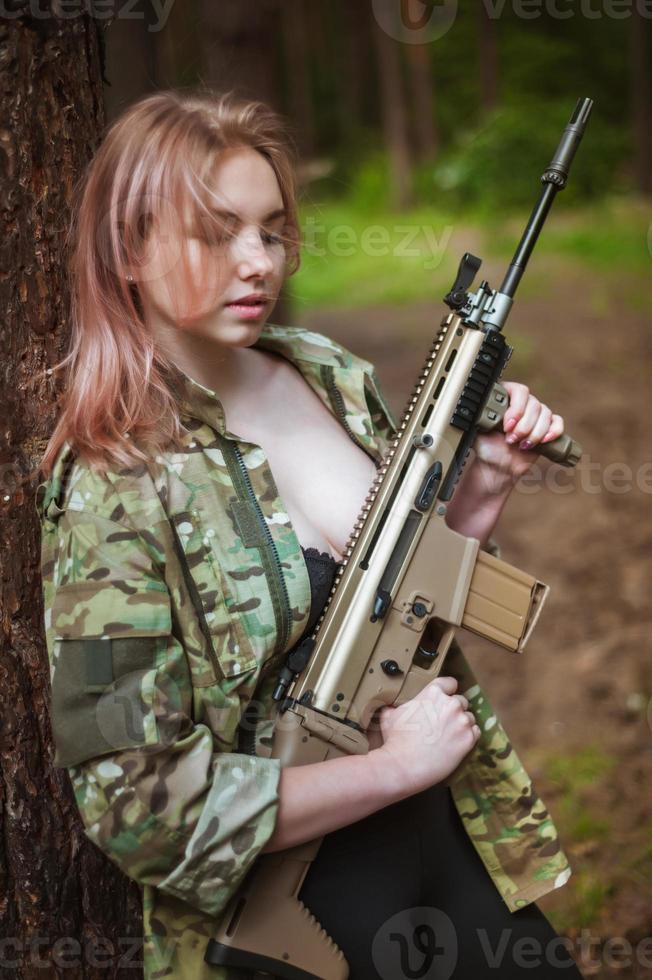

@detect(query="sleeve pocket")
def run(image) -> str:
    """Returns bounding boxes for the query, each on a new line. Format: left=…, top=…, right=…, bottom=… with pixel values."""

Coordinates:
left=51, top=583, right=172, bottom=768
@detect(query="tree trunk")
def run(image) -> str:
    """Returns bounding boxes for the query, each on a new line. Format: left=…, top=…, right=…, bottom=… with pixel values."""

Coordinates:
left=630, top=8, right=652, bottom=195
left=371, top=18, right=413, bottom=210
left=405, top=43, right=438, bottom=163
left=478, top=4, right=499, bottom=115
left=0, top=11, right=143, bottom=978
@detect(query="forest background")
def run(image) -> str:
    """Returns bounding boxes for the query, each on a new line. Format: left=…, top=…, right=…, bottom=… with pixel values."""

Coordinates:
left=1, top=2, right=650, bottom=978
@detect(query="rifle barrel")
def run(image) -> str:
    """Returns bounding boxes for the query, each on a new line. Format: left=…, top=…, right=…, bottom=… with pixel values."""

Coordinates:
left=499, top=97, right=593, bottom=299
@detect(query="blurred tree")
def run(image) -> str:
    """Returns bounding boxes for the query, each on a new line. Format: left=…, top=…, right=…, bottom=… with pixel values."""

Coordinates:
left=281, top=0, right=316, bottom=157
left=629, top=7, right=651, bottom=195
left=330, top=0, right=373, bottom=151
left=0, top=9, right=143, bottom=976
left=478, top=4, right=499, bottom=115
left=103, top=4, right=157, bottom=120
left=198, top=0, right=283, bottom=109
left=406, top=42, right=439, bottom=162
left=154, top=0, right=202, bottom=91
left=371, top=18, right=413, bottom=209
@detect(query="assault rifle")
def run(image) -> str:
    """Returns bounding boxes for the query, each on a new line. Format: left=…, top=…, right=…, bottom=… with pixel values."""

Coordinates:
left=206, top=97, right=593, bottom=980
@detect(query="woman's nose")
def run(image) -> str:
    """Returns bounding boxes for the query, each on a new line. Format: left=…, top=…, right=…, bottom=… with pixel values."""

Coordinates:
left=233, top=228, right=275, bottom=277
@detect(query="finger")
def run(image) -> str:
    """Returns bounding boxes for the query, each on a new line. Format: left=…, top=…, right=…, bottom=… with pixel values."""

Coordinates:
left=502, top=382, right=529, bottom=433
left=431, top=676, right=458, bottom=696
left=542, top=413, right=564, bottom=443
left=454, top=694, right=469, bottom=711
left=464, top=710, right=476, bottom=726
left=507, top=396, right=541, bottom=444
left=520, top=404, right=552, bottom=450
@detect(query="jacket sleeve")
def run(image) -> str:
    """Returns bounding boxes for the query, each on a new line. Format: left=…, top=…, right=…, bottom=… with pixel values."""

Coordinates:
left=41, top=503, right=281, bottom=921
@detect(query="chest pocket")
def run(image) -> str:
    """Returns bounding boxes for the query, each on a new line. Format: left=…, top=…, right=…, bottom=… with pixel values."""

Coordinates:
left=149, top=436, right=308, bottom=684
left=163, top=505, right=264, bottom=680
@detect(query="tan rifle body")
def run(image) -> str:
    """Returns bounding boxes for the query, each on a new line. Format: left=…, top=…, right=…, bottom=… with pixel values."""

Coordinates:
left=205, top=310, right=581, bottom=979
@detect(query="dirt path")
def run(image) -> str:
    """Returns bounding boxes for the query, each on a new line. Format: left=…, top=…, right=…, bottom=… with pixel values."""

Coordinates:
left=304, top=260, right=652, bottom=979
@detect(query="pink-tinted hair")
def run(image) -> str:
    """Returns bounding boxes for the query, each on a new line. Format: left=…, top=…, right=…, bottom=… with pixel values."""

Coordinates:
left=38, top=88, right=301, bottom=478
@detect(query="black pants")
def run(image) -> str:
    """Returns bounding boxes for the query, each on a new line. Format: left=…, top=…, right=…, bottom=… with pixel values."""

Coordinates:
left=299, top=783, right=583, bottom=979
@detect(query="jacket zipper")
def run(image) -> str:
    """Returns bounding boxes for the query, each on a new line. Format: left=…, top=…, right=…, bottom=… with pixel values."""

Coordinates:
left=320, top=363, right=379, bottom=466
left=232, top=369, right=373, bottom=754
left=222, top=439, right=292, bottom=657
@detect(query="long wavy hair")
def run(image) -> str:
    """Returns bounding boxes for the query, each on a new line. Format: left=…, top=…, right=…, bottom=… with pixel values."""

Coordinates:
left=38, top=88, right=301, bottom=478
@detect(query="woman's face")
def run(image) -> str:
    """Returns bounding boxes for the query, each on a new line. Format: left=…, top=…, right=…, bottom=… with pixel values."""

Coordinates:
left=134, top=146, right=288, bottom=347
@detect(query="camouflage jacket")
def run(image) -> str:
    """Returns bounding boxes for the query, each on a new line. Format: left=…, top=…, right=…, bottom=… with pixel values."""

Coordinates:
left=36, top=324, right=571, bottom=980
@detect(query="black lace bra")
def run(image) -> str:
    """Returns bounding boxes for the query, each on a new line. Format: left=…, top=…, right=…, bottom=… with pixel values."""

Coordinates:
left=235, top=546, right=340, bottom=755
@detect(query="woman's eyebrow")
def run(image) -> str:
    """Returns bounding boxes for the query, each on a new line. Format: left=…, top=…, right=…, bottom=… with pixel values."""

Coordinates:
left=213, top=207, right=287, bottom=222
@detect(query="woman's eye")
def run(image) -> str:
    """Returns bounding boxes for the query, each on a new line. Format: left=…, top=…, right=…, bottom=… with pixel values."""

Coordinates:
left=262, top=230, right=284, bottom=246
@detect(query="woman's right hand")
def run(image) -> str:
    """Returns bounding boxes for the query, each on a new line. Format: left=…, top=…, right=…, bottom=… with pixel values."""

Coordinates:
left=371, top=675, right=481, bottom=798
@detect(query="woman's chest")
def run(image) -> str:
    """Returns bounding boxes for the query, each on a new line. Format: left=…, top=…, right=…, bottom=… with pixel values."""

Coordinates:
left=224, top=367, right=378, bottom=561
left=157, top=384, right=379, bottom=685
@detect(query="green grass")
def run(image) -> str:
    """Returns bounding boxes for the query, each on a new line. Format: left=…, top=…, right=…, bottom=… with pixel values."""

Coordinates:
left=569, top=872, right=613, bottom=929
left=291, top=195, right=650, bottom=313
left=540, top=746, right=617, bottom=927
left=545, top=744, right=617, bottom=789
left=289, top=202, right=461, bottom=312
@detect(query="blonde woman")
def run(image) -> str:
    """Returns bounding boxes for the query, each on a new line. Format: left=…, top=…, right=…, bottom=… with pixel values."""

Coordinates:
left=37, top=90, right=581, bottom=979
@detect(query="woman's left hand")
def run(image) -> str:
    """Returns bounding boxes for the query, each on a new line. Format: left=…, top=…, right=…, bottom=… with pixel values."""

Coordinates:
left=445, top=382, right=565, bottom=543
left=472, top=381, right=565, bottom=481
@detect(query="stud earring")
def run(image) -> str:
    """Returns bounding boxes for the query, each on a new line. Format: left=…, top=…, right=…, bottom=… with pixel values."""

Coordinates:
left=126, top=274, right=134, bottom=282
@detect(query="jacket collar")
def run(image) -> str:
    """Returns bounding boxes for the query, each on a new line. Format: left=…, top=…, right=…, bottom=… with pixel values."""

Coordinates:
left=170, top=323, right=396, bottom=451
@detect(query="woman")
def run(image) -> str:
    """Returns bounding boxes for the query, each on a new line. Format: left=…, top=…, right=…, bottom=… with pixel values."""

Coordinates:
left=37, top=90, right=582, bottom=979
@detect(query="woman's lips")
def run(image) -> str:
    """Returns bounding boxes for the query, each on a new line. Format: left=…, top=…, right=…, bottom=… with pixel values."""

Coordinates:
left=225, top=300, right=268, bottom=320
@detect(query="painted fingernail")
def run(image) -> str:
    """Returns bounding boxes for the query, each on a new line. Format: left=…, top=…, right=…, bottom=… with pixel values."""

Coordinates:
left=519, top=440, right=532, bottom=450
left=505, top=434, right=519, bottom=445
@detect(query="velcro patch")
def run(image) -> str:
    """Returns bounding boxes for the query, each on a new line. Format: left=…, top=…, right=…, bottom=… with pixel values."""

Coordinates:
left=231, top=500, right=267, bottom=549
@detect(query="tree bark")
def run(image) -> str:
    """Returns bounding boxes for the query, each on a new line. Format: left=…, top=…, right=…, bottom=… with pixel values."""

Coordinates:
left=629, top=8, right=652, bottom=195
left=0, top=10, right=143, bottom=978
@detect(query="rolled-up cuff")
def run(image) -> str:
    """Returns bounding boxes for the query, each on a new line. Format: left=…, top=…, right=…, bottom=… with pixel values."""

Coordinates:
left=156, top=753, right=282, bottom=918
